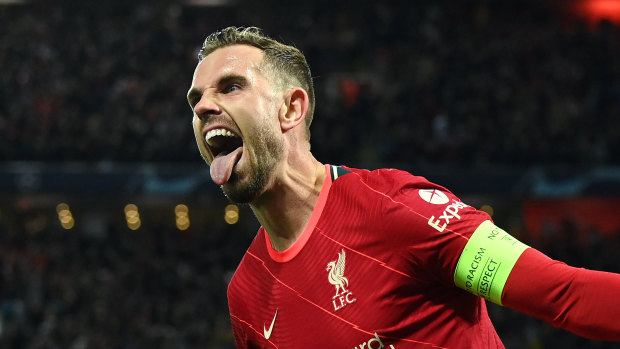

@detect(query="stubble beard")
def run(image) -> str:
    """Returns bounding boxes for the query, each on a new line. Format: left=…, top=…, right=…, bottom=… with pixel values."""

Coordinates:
left=220, top=124, right=283, bottom=204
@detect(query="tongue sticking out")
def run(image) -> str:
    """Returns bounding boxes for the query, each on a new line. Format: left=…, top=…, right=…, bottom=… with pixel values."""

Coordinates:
left=210, top=147, right=243, bottom=185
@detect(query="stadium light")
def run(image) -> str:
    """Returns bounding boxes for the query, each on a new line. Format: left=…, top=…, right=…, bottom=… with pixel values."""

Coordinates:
left=225, top=204, right=239, bottom=225
left=175, top=204, right=190, bottom=231
left=56, top=203, right=75, bottom=230
left=124, top=204, right=141, bottom=230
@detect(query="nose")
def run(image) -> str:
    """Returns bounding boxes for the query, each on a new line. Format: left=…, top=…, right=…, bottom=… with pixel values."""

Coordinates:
left=193, top=93, right=222, bottom=121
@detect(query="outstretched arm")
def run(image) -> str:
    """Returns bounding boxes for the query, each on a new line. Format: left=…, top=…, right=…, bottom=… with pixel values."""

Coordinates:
left=502, top=247, right=620, bottom=341
left=452, top=220, right=620, bottom=341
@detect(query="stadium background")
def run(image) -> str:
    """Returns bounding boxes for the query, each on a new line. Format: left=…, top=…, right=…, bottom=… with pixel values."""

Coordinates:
left=1, top=0, right=619, bottom=347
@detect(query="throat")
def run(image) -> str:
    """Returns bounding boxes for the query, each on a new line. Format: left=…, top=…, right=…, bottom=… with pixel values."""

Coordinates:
left=255, top=163, right=329, bottom=253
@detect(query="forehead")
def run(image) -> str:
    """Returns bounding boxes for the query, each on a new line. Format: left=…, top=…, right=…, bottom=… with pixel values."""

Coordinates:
left=192, top=44, right=266, bottom=85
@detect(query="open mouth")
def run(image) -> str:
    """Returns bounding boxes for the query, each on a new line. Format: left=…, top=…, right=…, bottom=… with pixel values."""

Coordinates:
left=205, top=128, right=244, bottom=185
left=205, top=128, right=243, bottom=157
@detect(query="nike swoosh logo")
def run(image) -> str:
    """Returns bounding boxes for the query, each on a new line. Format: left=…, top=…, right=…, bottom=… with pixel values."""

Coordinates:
left=263, top=309, right=278, bottom=340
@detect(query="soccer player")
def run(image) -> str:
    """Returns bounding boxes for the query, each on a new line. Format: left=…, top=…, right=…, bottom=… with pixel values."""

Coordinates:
left=187, top=26, right=620, bottom=348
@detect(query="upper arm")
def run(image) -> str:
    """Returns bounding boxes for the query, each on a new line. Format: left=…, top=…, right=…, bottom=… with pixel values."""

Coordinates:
left=453, top=220, right=529, bottom=304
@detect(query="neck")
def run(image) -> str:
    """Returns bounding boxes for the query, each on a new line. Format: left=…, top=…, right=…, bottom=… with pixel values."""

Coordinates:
left=250, top=156, right=326, bottom=251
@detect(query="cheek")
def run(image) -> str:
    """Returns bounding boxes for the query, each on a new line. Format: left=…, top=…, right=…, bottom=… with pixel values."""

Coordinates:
left=192, top=115, right=211, bottom=161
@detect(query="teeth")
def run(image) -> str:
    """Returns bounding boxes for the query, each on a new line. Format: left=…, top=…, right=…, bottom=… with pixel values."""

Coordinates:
left=205, top=128, right=236, bottom=144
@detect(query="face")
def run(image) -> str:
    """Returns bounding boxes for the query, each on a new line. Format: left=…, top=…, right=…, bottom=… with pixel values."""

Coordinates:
left=188, top=45, right=284, bottom=203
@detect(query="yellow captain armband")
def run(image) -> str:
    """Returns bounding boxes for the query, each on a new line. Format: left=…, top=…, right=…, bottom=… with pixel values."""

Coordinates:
left=454, top=220, right=529, bottom=305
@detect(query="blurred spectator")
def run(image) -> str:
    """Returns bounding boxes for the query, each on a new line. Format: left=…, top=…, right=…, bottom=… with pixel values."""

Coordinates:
left=1, top=199, right=619, bottom=348
left=1, top=0, right=620, bottom=348
left=0, top=203, right=257, bottom=348
left=0, top=1, right=618, bottom=168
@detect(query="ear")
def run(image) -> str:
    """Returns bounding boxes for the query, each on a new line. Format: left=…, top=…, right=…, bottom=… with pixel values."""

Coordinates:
left=279, top=87, right=309, bottom=133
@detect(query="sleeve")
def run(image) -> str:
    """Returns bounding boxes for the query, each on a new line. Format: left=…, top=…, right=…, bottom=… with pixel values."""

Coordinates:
left=501, top=248, right=620, bottom=341
left=375, top=170, right=491, bottom=285
left=374, top=170, right=620, bottom=340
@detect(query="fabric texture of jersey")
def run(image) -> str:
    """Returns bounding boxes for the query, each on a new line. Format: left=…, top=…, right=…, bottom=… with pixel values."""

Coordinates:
left=227, top=165, right=503, bottom=348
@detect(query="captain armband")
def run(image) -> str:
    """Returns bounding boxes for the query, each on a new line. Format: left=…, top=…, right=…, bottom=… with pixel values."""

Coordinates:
left=454, top=220, right=529, bottom=305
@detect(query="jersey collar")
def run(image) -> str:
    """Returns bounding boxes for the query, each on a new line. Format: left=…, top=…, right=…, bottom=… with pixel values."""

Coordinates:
left=265, top=164, right=334, bottom=263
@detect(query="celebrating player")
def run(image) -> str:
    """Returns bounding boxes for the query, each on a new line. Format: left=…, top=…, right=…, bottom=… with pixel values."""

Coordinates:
left=187, top=26, right=620, bottom=348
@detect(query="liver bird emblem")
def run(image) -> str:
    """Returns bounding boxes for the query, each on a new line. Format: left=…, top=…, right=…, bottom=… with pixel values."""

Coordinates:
left=326, top=249, right=349, bottom=298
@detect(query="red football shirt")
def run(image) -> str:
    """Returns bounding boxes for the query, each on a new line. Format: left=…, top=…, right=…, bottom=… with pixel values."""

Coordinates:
left=227, top=165, right=504, bottom=348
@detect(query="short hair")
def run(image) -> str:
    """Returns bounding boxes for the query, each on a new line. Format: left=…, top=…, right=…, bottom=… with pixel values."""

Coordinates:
left=198, top=26, right=315, bottom=141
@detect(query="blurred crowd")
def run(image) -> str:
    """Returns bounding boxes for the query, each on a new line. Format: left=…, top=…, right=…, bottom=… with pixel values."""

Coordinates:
left=1, top=0, right=619, bottom=168
left=490, top=219, right=620, bottom=349
left=0, top=204, right=256, bottom=348
left=2, top=0, right=620, bottom=348
left=1, top=204, right=619, bottom=348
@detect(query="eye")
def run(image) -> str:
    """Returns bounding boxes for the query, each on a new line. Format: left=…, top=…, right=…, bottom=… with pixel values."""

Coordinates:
left=223, top=83, right=241, bottom=94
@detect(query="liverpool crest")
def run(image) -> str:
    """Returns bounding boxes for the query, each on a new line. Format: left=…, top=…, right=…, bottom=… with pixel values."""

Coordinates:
left=326, top=249, right=356, bottom=311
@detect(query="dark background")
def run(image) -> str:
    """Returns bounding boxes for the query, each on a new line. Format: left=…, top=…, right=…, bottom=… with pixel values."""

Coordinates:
left=1, top=0, right=619, bottom=347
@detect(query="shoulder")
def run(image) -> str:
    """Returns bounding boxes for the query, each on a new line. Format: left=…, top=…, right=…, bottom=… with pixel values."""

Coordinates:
left=329, top=166, right=466, bottom=229
left=338, top=166, right=448, bottom=198
left=336, top=166, right=488, bottom=238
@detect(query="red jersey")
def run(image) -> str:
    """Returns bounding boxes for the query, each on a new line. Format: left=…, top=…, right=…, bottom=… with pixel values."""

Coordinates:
left=228, top=165, right=503, bottom=348
left=227, top=165, right=620, bottom=348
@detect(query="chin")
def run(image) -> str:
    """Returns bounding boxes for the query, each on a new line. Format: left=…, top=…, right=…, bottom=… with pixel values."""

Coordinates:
left=221, top=177, right=264, bottom=204
left=222, top=187, right=259, bottom=204
left=221, top=154, right=276, bottom=204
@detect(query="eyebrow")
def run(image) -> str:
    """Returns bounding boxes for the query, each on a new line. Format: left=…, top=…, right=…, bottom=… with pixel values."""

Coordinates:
left=218, top=73, right=249, bottom=88
left=187, top=73, right=249, bottom=107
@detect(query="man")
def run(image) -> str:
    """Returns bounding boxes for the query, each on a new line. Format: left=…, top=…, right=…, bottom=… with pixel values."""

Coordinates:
left=187, top=26, right=620, bottom=348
